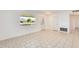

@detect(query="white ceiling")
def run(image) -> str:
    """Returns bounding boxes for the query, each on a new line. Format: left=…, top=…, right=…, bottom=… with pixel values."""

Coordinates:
left=25, top=10, right=79, bottom=16
left=26, top=10, right=72, bottom=13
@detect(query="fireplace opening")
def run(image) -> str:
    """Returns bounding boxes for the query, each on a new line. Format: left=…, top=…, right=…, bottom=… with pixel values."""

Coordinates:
left=60, top=28, right=67, bottom=32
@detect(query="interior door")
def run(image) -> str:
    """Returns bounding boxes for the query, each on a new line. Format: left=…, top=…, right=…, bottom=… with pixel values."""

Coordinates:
left=70, top=15, right=76, bottom=31
left=70, top=15, right=79, bottom=32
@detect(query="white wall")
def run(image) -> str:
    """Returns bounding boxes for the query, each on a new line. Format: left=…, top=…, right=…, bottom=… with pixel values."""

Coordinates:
left=0, top=11, right=4, bottom=38
left=0, top=10, right=41, bottom=40
left=0, top=10, right=72, bottom=40
left=57, top=11, right=70, bottom=32
left=37, top=11, right=71, bottom=32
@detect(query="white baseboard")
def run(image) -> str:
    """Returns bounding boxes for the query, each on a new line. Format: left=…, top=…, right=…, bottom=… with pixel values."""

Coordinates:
left=0, top=29, right=41, bottom=41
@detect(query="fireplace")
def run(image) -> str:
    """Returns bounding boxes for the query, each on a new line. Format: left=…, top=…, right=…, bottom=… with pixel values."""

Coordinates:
left=60, top=27, right=67, bottom=32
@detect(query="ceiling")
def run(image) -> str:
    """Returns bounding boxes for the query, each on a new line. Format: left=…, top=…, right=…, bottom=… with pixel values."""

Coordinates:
left=26, top=10, right=72, bottom=13
left=25, top=10, right=79, bottom=16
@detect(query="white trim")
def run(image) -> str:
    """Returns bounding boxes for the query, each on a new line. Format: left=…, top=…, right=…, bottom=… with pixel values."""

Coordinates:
left=0, top=29, right=41, bottom=41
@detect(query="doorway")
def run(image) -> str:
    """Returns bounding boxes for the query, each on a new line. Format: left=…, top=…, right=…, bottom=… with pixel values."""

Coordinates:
left=70, top=15, right=79, bottom=32
left=38, top=12, right=58, bottom=31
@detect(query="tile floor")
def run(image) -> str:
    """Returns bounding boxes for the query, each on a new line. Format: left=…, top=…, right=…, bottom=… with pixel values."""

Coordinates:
left=0, top=30, right=79, bottom=48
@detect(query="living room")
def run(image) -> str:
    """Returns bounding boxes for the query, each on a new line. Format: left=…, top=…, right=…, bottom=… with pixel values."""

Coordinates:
left=0, top=10, right=79, bottom=48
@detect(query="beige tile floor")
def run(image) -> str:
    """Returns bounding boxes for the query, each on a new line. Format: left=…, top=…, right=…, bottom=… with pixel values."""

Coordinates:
left=0, top=30, right=79, bottom=48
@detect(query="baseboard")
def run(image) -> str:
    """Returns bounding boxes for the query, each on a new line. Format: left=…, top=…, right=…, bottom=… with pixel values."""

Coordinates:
left=0, top=29, right=41, bottom=41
